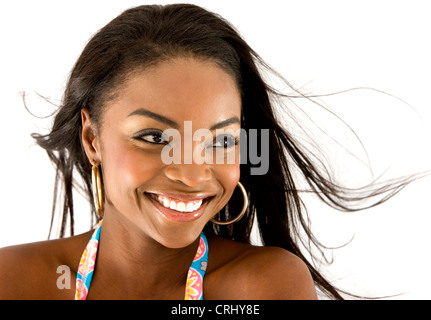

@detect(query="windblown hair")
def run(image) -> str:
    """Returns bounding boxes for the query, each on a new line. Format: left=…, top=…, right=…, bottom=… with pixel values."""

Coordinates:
left=32, top=4, right=419, bottom=299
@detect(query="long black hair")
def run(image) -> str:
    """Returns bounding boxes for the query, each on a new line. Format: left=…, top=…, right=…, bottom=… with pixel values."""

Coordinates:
left=32, top=4, right=421, bottom=299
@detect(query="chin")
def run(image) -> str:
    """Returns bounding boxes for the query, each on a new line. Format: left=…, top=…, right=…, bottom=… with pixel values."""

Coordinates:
left=154, top=227, right=204, bottom=249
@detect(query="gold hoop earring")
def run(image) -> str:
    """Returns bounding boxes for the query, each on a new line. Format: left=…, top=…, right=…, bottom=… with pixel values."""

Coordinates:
left=92, top=162, right=104, bottom=217
left=210, top=181, right=248, bottom=226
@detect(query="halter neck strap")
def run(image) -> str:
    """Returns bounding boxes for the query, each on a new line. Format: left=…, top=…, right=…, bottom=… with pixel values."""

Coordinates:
left=75, top=221, right=208, bottom=300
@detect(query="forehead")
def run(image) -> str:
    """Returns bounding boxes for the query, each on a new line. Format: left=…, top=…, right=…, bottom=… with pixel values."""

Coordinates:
left=102, top=57, right=242, bottom=128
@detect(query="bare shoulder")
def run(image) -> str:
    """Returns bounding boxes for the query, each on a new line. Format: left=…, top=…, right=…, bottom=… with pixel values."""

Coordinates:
left=0, top=231, right=92, bottom=299
left=242, top=245, right=317, bottom=300
left=206, top=236, right=317, bottom=300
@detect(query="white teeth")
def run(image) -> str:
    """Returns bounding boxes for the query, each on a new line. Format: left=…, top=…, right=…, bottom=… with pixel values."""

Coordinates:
left=186, top=202, right=194, bottom=211
left=170, top=201, right=176, bottom=210
left=151, top=194, right=205, bottom=213
left=176, top=202, right=186, bottom=212
left=194, top=200, right=203, bottom=211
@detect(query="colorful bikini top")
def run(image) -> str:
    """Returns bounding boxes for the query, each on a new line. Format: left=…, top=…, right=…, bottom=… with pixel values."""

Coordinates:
left=74, top=221, right=209, bottom=300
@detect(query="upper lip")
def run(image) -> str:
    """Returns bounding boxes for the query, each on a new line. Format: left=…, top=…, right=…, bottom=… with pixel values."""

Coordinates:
left=144, top=191, right=214, bottom=202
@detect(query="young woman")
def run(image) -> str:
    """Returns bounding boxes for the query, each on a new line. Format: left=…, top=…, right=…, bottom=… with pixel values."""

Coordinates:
left=0, top=3, right=420, bottom=300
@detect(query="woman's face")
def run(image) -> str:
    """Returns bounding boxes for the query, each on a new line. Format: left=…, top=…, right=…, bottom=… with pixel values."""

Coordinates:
left=89, top=57, right=242, bottom=248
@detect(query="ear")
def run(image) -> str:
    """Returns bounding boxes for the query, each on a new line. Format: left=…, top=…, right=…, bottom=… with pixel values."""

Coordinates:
left=81, top=108, right=101, bottom=164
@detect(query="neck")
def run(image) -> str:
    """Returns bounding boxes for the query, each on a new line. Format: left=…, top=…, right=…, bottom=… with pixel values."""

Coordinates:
left=92, top=210, right=200, bottom=299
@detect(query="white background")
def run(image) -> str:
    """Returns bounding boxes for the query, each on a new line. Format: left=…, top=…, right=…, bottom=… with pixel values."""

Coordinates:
left=0, top=0, right=430, bottom=299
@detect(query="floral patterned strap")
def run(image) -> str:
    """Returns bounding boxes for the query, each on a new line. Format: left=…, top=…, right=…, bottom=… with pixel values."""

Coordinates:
left=185, top=233, right=208, bottom=300
left=74, top=220, right=208, bottom=300
left=75, top=220, right=102, bottom=300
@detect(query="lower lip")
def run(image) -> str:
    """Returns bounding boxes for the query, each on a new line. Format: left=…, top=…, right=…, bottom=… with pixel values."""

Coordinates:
left=146, top=194, right=210, bottom=223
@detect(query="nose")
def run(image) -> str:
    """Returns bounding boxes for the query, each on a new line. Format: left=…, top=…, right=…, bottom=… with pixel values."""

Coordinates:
left=164, top=163, right=212, bottom=187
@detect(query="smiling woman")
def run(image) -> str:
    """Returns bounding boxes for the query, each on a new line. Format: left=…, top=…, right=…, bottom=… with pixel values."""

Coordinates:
left=80, top=57, right=243, bottom=249
left=0, top=3, right=427, bottom=300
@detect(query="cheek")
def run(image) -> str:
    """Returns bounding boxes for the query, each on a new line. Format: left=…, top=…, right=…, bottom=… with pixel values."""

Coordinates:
left=101, top=138, right=162, bottom=193
left=213, top=145, right=241, bottom=191
left=214, top=163, right=241, bottom=208
left=225, top=164, right=241, bottom=189
left=222, top=148, right=241, bottom=190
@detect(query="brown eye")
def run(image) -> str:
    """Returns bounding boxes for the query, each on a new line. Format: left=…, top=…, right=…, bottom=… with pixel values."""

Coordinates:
left=134, top=129, right=170, bottom=145
left=212, top=134, right=239, bottom=148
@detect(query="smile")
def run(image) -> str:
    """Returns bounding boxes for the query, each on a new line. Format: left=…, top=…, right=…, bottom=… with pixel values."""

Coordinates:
left=145, top=192, right=213, bottom=223
left=148, top=193, right=204, bottom=213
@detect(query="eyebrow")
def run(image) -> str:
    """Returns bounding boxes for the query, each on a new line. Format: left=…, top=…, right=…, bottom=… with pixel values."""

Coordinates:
left=210, top=117, right=241, bottom=131
left=128, top=108, right=179, bottom=128
left=128, top=108, right=240, bottom=130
